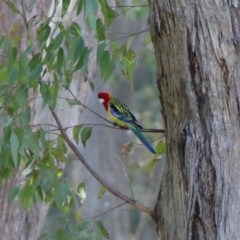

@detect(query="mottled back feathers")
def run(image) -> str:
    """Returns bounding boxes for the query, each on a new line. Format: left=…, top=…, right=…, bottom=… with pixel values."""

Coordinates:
left=109, top=97, right=143, bottom=129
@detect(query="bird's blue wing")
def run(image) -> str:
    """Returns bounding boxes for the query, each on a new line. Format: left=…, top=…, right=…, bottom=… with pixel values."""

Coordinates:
left=109, top=99, right=143, bottom=129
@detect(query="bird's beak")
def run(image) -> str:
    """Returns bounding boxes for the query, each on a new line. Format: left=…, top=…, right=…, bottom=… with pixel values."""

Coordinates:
left=99, top=98, right=104, bottom=104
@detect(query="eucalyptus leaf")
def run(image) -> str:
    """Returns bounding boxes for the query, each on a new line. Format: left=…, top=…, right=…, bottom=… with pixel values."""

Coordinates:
left=94, top=221, right=109, bottom=239
left=8, top=186, right=19, bottom=203
left=10, top=130, right=19, bottom=167
left=81, top=127, right=92, bottom=148
left=73, top=125, right=82, bottom=144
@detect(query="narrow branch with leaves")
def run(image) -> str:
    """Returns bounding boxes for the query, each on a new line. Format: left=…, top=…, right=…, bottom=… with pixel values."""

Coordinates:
left=50, top=107, right=155, bottom=216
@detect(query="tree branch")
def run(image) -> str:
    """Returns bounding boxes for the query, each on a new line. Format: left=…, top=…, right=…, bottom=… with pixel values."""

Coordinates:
left=49, top=107, right=155, bottom=216
left=67, top=88, right=113, bottom=125
left=62, top=123, right=165, bottom=133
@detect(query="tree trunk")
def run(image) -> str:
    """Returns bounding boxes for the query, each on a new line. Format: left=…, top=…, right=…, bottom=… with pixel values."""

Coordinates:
left=148, top=0, right=240, bottom=239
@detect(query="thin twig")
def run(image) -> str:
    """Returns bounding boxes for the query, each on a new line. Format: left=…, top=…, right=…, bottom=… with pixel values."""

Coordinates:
left=67, top=88, right=113, bottom=125
left=94, top=203, right=126, bottom=219
left=49, top=107, right=155, bottom=216
left=109, top=5, right=148, bottom=8
left=109, top=28, right=149, bottom=43
left=115, top=154, right=134, bottom=200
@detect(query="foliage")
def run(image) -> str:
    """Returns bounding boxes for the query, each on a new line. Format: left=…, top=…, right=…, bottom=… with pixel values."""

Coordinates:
left=0, top=0, right=165, bottom=239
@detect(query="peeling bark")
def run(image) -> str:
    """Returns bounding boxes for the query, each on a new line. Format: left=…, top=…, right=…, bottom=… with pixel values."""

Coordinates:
left=148, top=1, right=240, bottom=239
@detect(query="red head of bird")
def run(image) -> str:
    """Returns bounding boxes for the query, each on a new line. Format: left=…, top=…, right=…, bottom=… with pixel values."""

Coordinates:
left=98, top=92, right=111, bottom=111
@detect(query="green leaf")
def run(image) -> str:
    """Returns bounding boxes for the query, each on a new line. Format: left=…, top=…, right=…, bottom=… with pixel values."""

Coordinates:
left=82, top=48, right=92, bottom=76
left=24, top=127, right=39, bottom=154
left=96, top=185, right=106, bottom=199
left=15, top=85, right=28, bottom=106
left=156, top=141, right=166, bottom=154
left=18, top=184, right=34, bottom=209
left=3, top=118, right=13, bottom=128
left=94, top=221, right=109, bottom=239
left=66, top=34, right=77, bottom=68
left=99, top=50, right=109, bottom=77
left=37, top=23, right=51, bottom=43
left=8, top=47, right=17, bottom=71
left=73, top=125, right=82, bottom=144
left=52, top=32, right=64, bottom=51
left=55, top=229, right=65, bottom=240
left=85, top=0, right=98, bottom=31
left=126, top=35, right=135, bottom=51
left=0, top=36, right=8, bottom=54
left=73, top=47, right=88, bottom=72
left=114, top=46, right=136, bottom=83
left=43, top=25, right=51, bottom=42
left=8, top=66, right=18, bottom=86
left=19, top=109, right=31, bottom=126
left=57, top=135, right=68, bottom=154
left=86, top=0, right=98, bottom=15
left=8, top=1, right=19, bottom=13
left=74, top=211, right=82, bottom=222
left=10, top=21, right=22, bottom=39
left=48, top=74, right=59, bottom=108
left=0, top=85, right=8, bottom=98
left=12, top=35, right=22, bottom=47
left=40, top=127, right=46, bottom=149
left=98, top=0, right=117, bottom=27
left=97, top=41, right=107, bottom=64
left=89, top=80, right=95, bottom=91
left=71, top=22, right=82, bottom=38
left=10, top=130, right=19, bottom=167
left=0, top=67, right=9, bottom=83
left=28, top=53, right=42, bottom=70
left=86, top=14, right=96, bottom=32
left=96, top=18, right=105, bottom=41
left=64, top=70, right=73, bottom=87
left=59, top=183, right=71, bottom=202
left=15, top=128, right=24, bottom=151
left=146, top=160, right=155, bottom=176
left=29, top=63, right=43, bottom=82
left=77, top=182, right=86, bottom=203
left=62, top=0, right=70, bottom=16
left=25, top=43, right=37, bottom=55
left=73, top=38, right=84, bottom=64
left=56, top=47, right=64, bottom=69
left=76, top=0, right=85, bottom=15
left=8, top=186, right=19, bottom=203
left=18, top=51, right=29, bottom=79
left=103, top=59, right=116, bottom=83
left=67, top=99, right=80, bottom=106
left=81, top=127, right=92, bottom=148
left=68, top=223, right=77, bottom=232
left=21, top=156, right=35, bottom=176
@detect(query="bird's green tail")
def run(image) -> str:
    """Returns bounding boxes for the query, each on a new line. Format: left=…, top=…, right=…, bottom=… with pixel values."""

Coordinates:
left=128, top=124, right=156, bottom=154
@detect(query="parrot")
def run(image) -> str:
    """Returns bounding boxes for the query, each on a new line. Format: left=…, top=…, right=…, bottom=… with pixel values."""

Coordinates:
left=98, top=92, right=156, bottom=154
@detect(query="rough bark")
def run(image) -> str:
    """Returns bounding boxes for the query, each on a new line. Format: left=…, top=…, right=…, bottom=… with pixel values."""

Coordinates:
left=148, top=0, right=240, bottom=239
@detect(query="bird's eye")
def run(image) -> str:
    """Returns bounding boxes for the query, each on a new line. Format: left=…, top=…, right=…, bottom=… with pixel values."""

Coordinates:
left=99, top=98, right=104, bottom=103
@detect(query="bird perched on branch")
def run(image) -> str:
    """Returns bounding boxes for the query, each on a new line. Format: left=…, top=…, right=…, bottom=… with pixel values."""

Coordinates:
left=98, top=92, right=156, bottom=154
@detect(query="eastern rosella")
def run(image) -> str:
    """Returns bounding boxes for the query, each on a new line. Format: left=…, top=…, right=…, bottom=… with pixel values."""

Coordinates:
left=98, top=92, right=156, bottom=154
